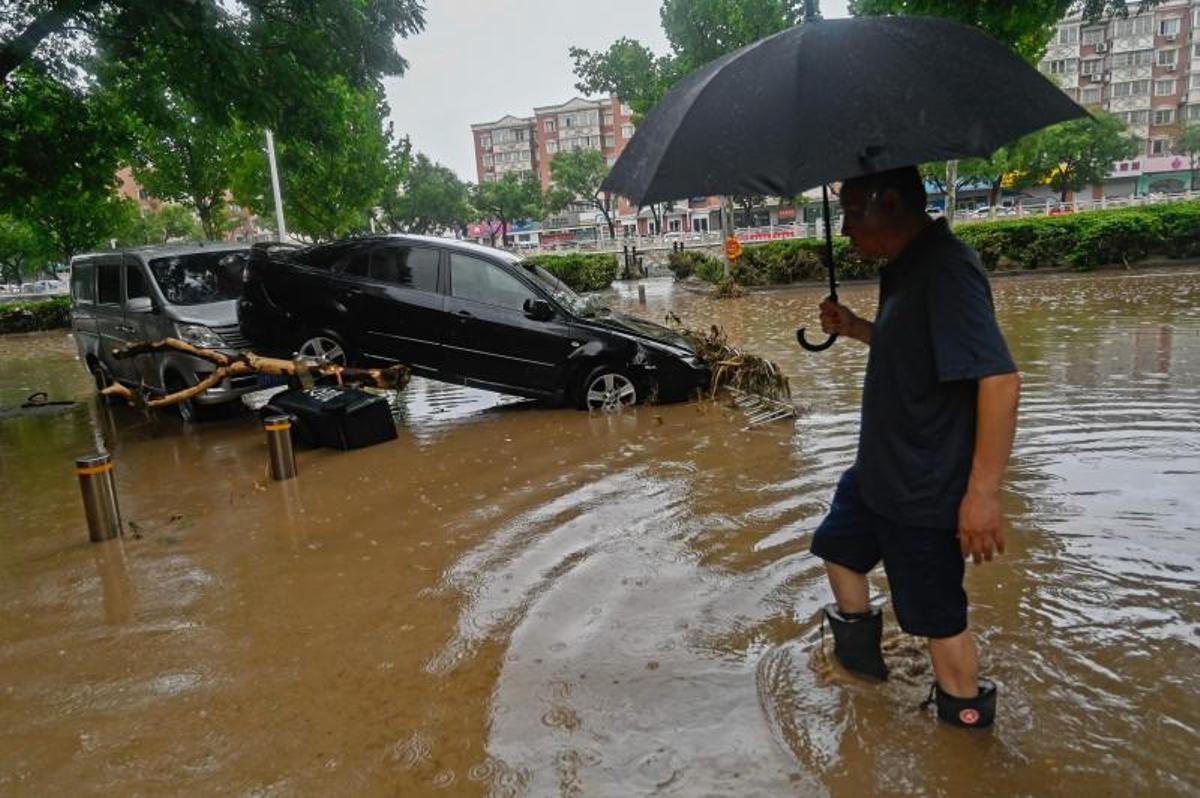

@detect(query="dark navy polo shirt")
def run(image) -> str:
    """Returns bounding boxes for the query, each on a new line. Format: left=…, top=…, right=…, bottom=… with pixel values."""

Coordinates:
left=855, top=219, right=1016, bottom=529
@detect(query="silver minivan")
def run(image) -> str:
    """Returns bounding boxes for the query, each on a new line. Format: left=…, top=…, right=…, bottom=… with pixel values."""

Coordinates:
left=70, top=243, right=260, bottom=421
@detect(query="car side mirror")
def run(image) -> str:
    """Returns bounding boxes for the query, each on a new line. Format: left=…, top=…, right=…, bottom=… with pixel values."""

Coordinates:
left=523, top=297, right=554, bottom=321
left=126, top=296, right=154, bottom=314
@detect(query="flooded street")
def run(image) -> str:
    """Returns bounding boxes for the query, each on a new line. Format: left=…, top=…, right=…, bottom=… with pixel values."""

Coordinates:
left=1, top=270, right=1198, bottom=796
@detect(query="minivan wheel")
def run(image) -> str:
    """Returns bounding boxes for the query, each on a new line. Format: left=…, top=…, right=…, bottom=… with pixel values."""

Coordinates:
left=297, top=330, right=350, bottom=366
left=580, top=366, right=638, bottom=412
left=164, top=371, right=204, bottom=423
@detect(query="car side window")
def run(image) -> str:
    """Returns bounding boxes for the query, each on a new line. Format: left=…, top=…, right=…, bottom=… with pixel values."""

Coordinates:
left=71, top=263, right=95, bottom=304
left=369, top=246, right=439, bottom=292
left=125, top=262, right=149, bottom=301
left=97, top=262, right=122, bottom=305
left=334, top=247, right=370, bottom=277
left=450, top=253, right=536, bottom=312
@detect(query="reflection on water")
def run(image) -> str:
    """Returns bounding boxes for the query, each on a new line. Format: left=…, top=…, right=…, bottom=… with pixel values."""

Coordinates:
left=0, top=270, right=1198, bottom=795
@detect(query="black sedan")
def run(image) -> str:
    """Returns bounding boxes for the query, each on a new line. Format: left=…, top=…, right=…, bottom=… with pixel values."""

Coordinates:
left=238, top=235, right=710, bottom=409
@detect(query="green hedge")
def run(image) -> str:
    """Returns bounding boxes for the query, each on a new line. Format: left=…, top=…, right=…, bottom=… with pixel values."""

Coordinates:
left=671, top=201, right=1200, bottom=287
left=0, top=297, right=71, bottom=334
left=956, top=201, right=1200, bottom=271
left=527, top=252, right=620, bottom=293
left=671, top=238, right=883, bottom=286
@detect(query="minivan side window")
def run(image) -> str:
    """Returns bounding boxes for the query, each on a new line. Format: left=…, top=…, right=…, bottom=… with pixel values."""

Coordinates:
left=97, top=262, right=122, bottom=305
left=71, top=263, right=95, bottom=304
left=370, top=246, right=439, bottom=292
left=450, top=253, right=536, bottom=312
left=125, top=262, right=149, bottom=300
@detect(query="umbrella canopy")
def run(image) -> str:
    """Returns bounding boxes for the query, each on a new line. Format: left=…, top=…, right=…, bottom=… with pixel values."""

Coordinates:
left=602, top=16, right=1087, bottom=205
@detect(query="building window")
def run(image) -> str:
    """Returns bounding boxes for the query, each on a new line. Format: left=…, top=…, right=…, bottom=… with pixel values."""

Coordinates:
left=1158, top=49, right=1177, bottom=66
left=604, top=135, right=615, bottom=148
left=1190, top=74, right=1200, bottom=90
left=607, top=156, right=617, bottom=166
left=1082, top=27, right=1106, bottom=45
left=1159, top=17, right=1181, bottom=36
left=602, top=112, right=614, bottom=126
left=1113, top=16, right=1152, bottom=37
left=1151, top=138, right=1169, bottom=154
left=546, top=140, right=558, bottom=154
left=1117, top=109, right=1150, bottom=126
left=1057, top=26, right=1079, bottom=45
left=620, top=102, right=632, bottom=115
left=480, top=135, right=491, bottom=148
left=1154, top=79, right=1176, bottom=96
left=1081, top=59, right=1102, bottom=75
left=621, top=124, right=635, bottom=138
left=1112, top=79, right=1150, bottom=97
left=1081, top=86, right=1103, bottom=105
left=1153, top=108, right=1175, bottom=125
left=544, top=119, right=555, bottom=132
left=1111, top=49, right=1154, bottom=67
left=1186, top=105, right=1200, bottom=121
left=1194, top=7, right=1200, bottom=27
left=1194, top=43, right=1200, bottom=58
left=483, top=154, right=493, bottom=166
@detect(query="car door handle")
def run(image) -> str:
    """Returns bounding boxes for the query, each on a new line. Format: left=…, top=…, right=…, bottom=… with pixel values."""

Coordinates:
left=456, top=309, right=473, bottom=318
left=116, top=324, right=136, bottom=334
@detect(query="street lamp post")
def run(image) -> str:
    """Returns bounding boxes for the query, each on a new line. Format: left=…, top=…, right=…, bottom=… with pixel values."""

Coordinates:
left=264, top=128, right=288, bottom=241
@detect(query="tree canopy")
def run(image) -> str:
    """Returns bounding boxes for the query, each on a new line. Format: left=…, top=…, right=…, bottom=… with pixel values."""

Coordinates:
left=471, top=173, right=543, bottom=247
left=380, top=153, right=473, bottom=236
left=546, top=149, right=617, bottom=238
left=1013, top=112, right=1138, bottom=200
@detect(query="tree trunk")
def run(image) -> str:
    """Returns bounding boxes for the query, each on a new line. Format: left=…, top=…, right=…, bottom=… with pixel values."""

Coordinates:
left=0, top=0, right=94, bottom=83
left=945, top=160, right=958, bottom=227
left=198, top=206, right=216, bottom=241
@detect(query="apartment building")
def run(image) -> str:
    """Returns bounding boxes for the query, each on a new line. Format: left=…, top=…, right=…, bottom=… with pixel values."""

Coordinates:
left=1042, top=1, right=1200, bottom=192
left=471, top=96, right=723, bottom=240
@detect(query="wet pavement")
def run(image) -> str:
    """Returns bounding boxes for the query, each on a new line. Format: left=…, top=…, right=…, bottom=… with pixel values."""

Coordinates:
left=1, top=270, right=1198, bottom=796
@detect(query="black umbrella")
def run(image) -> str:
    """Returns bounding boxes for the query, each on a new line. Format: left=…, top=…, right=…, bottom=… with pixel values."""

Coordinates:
left=602, top=16, right=1087, bottom=350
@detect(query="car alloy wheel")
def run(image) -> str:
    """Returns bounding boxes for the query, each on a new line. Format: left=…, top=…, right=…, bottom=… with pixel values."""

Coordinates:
left=298, top=334, right=347, bottom=366
left=585, top=371, right=637, bottom=412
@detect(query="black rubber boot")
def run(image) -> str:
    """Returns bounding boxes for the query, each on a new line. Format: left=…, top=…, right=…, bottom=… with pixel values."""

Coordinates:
left=823, top=604, right=889, bottom=681
left=922, top=678, right=998, bottom=729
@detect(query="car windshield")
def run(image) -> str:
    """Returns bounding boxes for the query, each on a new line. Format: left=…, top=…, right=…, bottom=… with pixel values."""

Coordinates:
left=518, top=261, right=611, bottom=318
left=149, top=250, right=248, bottom=306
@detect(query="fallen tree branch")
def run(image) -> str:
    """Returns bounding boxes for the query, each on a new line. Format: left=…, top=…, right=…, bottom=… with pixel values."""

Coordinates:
left=99, top=338, right=410, bottom=410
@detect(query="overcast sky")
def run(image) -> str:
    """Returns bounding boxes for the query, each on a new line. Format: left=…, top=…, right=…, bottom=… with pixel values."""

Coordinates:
left=383, top=0, right=851, bottom=182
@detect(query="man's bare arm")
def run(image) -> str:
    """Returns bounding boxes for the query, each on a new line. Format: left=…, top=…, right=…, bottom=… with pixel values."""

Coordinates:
left=958, top=371, right=1021, bottom=564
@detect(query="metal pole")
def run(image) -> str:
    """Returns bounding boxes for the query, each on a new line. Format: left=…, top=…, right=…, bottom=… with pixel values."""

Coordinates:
left=264, top=128, right=288, bottom=241
left=638, top=284, right=646, bottom=304
left=264, top=415, right=297, bottom=481
left=721, top=196, right=736, bottom=279
left=945, top=160, right=958, bottom=228
left=76, top=452, right=122, bottom=542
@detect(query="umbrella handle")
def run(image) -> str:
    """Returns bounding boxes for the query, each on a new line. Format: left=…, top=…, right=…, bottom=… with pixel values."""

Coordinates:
left=796, top=329, right=838, bottom=352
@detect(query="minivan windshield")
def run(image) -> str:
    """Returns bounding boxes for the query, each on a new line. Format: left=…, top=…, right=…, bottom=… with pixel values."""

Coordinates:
left=518, top=261, right=611, bottom=318
left=149, top=250, right=247, bottom=306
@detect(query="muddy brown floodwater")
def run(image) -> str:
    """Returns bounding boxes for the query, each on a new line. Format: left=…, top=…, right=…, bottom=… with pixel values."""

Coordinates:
left=1, top=270, right=1198, bottom=796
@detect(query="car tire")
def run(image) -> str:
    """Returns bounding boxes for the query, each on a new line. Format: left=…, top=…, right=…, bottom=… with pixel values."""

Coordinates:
left=296, top=329, right=353, bottom=366
left=578, top=365, right=639, bottom=412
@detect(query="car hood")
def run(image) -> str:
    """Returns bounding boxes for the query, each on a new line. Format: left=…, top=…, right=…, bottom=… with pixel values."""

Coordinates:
left=168, top=299, right=240, bottom=327
left=578, top=312, right=697, bottom=354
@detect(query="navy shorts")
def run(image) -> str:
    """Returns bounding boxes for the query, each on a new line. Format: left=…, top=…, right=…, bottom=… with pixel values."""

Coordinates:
left=810, top=467, right=967, bottom=638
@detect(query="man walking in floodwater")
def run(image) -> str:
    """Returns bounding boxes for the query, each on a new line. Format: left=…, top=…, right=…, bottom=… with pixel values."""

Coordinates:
left=809, top=166, right=1020, bottom=729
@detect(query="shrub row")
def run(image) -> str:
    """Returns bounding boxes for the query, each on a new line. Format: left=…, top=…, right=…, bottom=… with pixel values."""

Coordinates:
left=0, top=297, right=71, bottom=334
left=669, top=238, right=883, bottom=286
left=955, top=201, right=1200, bottom=271
left=669, top=201, right=1200, bottom=286
left=527, top=252, right=620, bottom=293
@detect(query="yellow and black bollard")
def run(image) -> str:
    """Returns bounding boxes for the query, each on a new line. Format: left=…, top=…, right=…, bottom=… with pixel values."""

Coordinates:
left=75, top=452, right=122, bottom=542
left=263, top=414, right=297, bottom=481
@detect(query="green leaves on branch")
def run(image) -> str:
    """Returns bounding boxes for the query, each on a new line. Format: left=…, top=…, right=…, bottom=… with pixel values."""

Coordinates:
left=230, top=80, right=411, bottom=241
left=547, top=149, right=617, bottom=238
left=380, top=153, right=473, bottom=235
left=471, top=173, right=544, bottom=246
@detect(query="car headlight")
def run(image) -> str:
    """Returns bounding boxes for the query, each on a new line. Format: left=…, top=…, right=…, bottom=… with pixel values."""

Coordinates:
left=176, top=324, right=224, bottom=349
